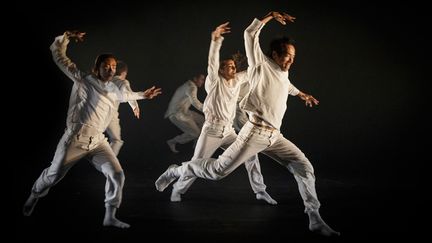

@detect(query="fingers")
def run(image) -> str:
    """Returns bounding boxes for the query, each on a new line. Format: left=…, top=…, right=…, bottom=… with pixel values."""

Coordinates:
left=145, top=86, right=162, bottom=99
left=219, top=21, right=230, bottom=27
left=77, top=32, right=86, bottom=41
left=218, top=27, right=231, bottom=34
left=217, top=22, right=231, bottom=34
left=305, top=98, right=312, bottom=107
left=272, top=12, right=286, bottom=25
left=305, top=96, right=319, bottom=107
left=310, top=95, right=319, bottom=105
left=153, top=88, right=162, bottom=96
left=134, top=108, right=140, bottom=119
left=271, top=12, right=296, bottom=25
left=282, top=13, right=296, bottom=23
left=66, top=30, right=86, bottom=42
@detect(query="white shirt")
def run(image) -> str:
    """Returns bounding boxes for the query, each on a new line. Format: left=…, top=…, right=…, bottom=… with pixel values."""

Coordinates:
left=50, top=34, right=146, bottom=133
left=164, top=80, right=203, bottom=118
left=241, top=18, right=300, bottom=130
left=203, top=37, right=248, bottom=124
left=112, top=77, right=139, bottom=111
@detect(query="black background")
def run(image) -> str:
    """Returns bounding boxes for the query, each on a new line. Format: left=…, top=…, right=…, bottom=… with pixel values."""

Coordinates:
left=12, top=0, right=428, bottom=242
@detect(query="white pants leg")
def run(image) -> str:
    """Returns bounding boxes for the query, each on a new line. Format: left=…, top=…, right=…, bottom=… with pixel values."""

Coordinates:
left=234, top=110, right=267, bottom=193
left=168, top=111, right=204, bottom=144
left=30, top=129, right=125, bottom=208
left=243, top=154, right=266, bottom=193
left=262, top=134, right=320, bottom=212
left=105, top=112, right=124, bottom=156
left=173, top=122, right=234, bottom=194
left=90, top=141, right=125, bottom=208
left=176, top=121, right=320, bottom=211
left=177, top=122, right=270, bottom=180
left=174, top=122, right=267, bottom=194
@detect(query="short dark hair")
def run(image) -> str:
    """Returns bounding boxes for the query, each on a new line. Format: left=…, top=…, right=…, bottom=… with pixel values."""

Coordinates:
left=92, top=53, right=117, bottom=74
left=267, top=37, right=295, bottom=57
left=116, top=60, right=128, bottom=75
left=220, top=58, right=235, bottom=68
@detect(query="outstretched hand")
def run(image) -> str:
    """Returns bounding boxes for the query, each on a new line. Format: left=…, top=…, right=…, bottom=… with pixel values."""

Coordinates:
left=299, top=92, right=319, bottom=107
left=212, top=22, right=231, bottom=40
left=133, top=107, right=140, bottom=119
left=143, top=86, right=162, bottom=99
left=65, top=30, right=86, bottom=42
left=263, top=11, right=296, bottom=25
left=272, top=11, right=296, bottom=25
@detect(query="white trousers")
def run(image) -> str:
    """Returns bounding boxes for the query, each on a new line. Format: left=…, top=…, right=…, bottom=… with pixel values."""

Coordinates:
left=173, top=121, right=267, bottom=194
left=177, top=121, right=321, bottom=212
left=30, top=126, right=125, bottom=208
left=168, top=111, right=204, bottom=144
left=105, top=111, right=124, bottom=156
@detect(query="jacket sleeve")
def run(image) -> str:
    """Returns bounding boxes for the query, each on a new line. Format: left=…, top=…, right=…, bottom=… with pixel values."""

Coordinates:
left=205, top=36, right=223, bottom=92
left=244, top=19, right=266, bottom=68
left=50, top=33, right=85, bottom=83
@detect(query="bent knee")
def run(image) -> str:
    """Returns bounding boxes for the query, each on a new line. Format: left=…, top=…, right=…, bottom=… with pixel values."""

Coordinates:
left=111, top=170, right=125, bottom=184
left=111, top=139, right=124, bottom=145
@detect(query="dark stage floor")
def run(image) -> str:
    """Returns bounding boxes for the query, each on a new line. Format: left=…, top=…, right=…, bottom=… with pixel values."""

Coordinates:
left=14, top=140, right=424, bottom=243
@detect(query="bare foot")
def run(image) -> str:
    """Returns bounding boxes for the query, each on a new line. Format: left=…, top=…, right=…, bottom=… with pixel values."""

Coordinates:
left=170, top=188, right=182, bottom=202
left=155, top=164, right=179, bottom=192
left=309, top=222, right=340, bottom=236
left=256, top=191, right=277, bottom=205
left=23, top=194, right=39, bottom=216
left=103, top=217, right=130, bottom=229
left=166, top=140, right=179, bottom=153
left=308, top=210, right=340, bottom=236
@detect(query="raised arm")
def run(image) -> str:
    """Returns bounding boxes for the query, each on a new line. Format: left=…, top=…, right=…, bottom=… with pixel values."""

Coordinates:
left=244, top=11, right=295, bottom=68
left=206, top=22, right=231, bottom=91
left=261, top=11, right=296, bottom=25
left=50, top=31, right=86, bottom=82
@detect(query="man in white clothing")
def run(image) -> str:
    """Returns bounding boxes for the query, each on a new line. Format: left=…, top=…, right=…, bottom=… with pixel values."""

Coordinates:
left=23, top=31, right=161, bottom=229
left=165, top=74, right=205, bottom=153
left=106, top=61, right=140, bottom=155
left=169, top=22, right=276, bottom=205
left=155, top=12, right=339, bottom=236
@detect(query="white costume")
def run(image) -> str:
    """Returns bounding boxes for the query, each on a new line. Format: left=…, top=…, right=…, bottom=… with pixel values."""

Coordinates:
left=27, top=34, right=146, bottom=210
left=156, top=17, right=339, bottom=236
left=157, top=18, right=319, bottom=213
left=165, top=80, right=204, bottom=150
left=105, top=77, right=139, bottom=155
left=170, top=35, right=270, bottom=202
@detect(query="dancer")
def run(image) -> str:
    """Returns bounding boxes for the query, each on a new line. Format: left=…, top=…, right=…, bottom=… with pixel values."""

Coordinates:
left=156, top=12, right=339, bottom=236
left=23, top=31, right=161, bottom=228
left=170, top=22, right=276, bottom=205
left=165, top=74, right=205, bottom=153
